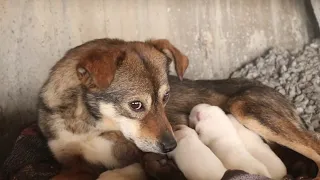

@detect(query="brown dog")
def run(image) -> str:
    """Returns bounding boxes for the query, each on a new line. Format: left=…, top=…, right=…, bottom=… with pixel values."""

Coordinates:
left=38, top=38, right=320, bottom=179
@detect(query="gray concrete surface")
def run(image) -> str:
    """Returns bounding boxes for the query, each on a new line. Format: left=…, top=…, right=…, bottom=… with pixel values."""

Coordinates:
left=0, top=0, right=318, bottom=164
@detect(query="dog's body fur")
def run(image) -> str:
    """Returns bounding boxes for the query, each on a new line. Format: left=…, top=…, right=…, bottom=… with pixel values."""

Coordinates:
left=189, top=104, right=271, bottom=177
left=167, top=125, right=227, bottom=180
left=38, top=38, right=320, bottom=179
left=228, top=114, right=287, bottom=179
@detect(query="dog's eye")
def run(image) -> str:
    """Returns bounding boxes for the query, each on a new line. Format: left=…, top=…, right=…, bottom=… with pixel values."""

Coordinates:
left=129, top=101, right=145, bottom=112
left=163, top=91, right=170, bottom=103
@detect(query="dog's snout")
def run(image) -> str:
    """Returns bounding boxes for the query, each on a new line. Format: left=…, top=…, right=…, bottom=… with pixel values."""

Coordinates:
left=160, top=131, right=177, bottom=153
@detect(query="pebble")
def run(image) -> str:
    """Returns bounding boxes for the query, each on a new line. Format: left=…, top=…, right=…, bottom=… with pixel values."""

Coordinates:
left=294, top=94, right=304, bottom=102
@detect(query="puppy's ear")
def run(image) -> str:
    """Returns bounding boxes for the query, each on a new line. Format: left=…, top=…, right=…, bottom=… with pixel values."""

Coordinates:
left=196, top=112, right=201, bottom=121
left=147, top=39, right=189, bottom=81
left=76, top=48, right=125, bottom=90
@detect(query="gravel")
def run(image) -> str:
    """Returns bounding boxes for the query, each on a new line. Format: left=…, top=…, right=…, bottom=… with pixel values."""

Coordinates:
left=231, top=39, right=320, bottom=132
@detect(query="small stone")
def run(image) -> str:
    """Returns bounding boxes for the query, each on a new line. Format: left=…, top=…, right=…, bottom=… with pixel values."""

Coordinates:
left=301, top=99, right=309, bottom=106
left=279, top=89, right=286, bottom=95
left=310, top=43, right=319, bottom=49
left=294, top=94, right=305, bottom=102
left=280, top=65, right=287, bottom=73
left=289, top=87, right=296, bottom=98
left=311, top=94, right=320, bottom=100
left=296, top=107, right=304, bottom=114
left=310, top=100, right=315, bottom=105
left=296, top=87, right=302, bottom=95
left=283, top=73, right=290, bottom=80
left=256, top=60, right=264, bottom=69
left=305, top=106, right=316, bottom=113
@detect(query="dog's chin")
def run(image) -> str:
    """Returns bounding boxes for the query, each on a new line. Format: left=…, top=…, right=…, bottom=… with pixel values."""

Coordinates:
left=134, top=139, right=164, bottom=154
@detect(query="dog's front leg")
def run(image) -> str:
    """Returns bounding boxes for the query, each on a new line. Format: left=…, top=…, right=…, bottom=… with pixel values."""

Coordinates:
left=51, top=131, right=142, bottom=180
left=50, top=157, right=104, bottom=180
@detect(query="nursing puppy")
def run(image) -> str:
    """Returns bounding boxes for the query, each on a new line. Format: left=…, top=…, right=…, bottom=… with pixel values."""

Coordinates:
left=228, top=114, right=287, bottom=179
left=167, top=125, right=227, bottom=180
left=189, top=104, right=271, bottom=177
left=97, top=163, right=147, bottom=180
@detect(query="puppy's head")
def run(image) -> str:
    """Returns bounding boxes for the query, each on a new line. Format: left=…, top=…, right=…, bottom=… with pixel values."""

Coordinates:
left=188, top=103, right=212, bottom=128
left=189, top=104, right=227, bottom=128
left=73, top=38, right=189, bottom=154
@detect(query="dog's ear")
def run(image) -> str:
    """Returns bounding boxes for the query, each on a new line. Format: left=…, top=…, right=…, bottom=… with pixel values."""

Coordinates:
left=147, top=39, right=189, bottom=81
left=76, top=48, right=125, bottom=90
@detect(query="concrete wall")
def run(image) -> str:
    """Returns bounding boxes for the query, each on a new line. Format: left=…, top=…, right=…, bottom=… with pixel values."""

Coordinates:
left=0, top=0, right=317, bottom=163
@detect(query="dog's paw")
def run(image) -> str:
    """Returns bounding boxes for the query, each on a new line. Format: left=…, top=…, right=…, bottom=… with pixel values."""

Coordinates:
left=141, top=153, right=186, bottom=180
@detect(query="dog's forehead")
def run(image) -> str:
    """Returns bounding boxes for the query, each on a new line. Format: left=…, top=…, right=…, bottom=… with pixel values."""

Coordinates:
left=129, top=42, right=167, bottom=68
left=111, top=43, right=169, bottom=93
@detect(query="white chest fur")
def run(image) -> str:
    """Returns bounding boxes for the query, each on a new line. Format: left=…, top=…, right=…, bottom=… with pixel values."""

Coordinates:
left=48, top=130, right=121, bottom=169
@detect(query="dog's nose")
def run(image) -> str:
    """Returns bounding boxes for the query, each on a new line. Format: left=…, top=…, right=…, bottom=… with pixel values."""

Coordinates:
left=161, top=140, right=177, bottom=153
left=160, top=131, right=177, bottom=153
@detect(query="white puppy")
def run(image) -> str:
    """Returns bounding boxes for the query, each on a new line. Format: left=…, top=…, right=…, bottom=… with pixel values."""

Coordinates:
left=228, top=114, right=287, bottom=179
left=97, top=163, right=147, bottom=180
left=189, top=104, right=271, bottom=178
left=167, top=125, right=227, bottom=180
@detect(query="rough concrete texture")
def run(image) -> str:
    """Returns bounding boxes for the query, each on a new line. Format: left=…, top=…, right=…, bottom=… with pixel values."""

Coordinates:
left=0, top=0, right=317, bottom=163
left=232, top=39, right=320, bottom=132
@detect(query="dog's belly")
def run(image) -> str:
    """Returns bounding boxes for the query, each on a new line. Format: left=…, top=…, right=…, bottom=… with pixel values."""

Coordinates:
left=49, top=130, right=120, bottom=168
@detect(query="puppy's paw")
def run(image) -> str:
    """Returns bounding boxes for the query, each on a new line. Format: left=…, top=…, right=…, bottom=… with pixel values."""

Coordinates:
left=141, top=153, right=186, bottom=180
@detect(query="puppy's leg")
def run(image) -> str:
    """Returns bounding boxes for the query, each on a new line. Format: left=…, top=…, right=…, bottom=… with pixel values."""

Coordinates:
left=227, top=86, right=320, bottom=177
